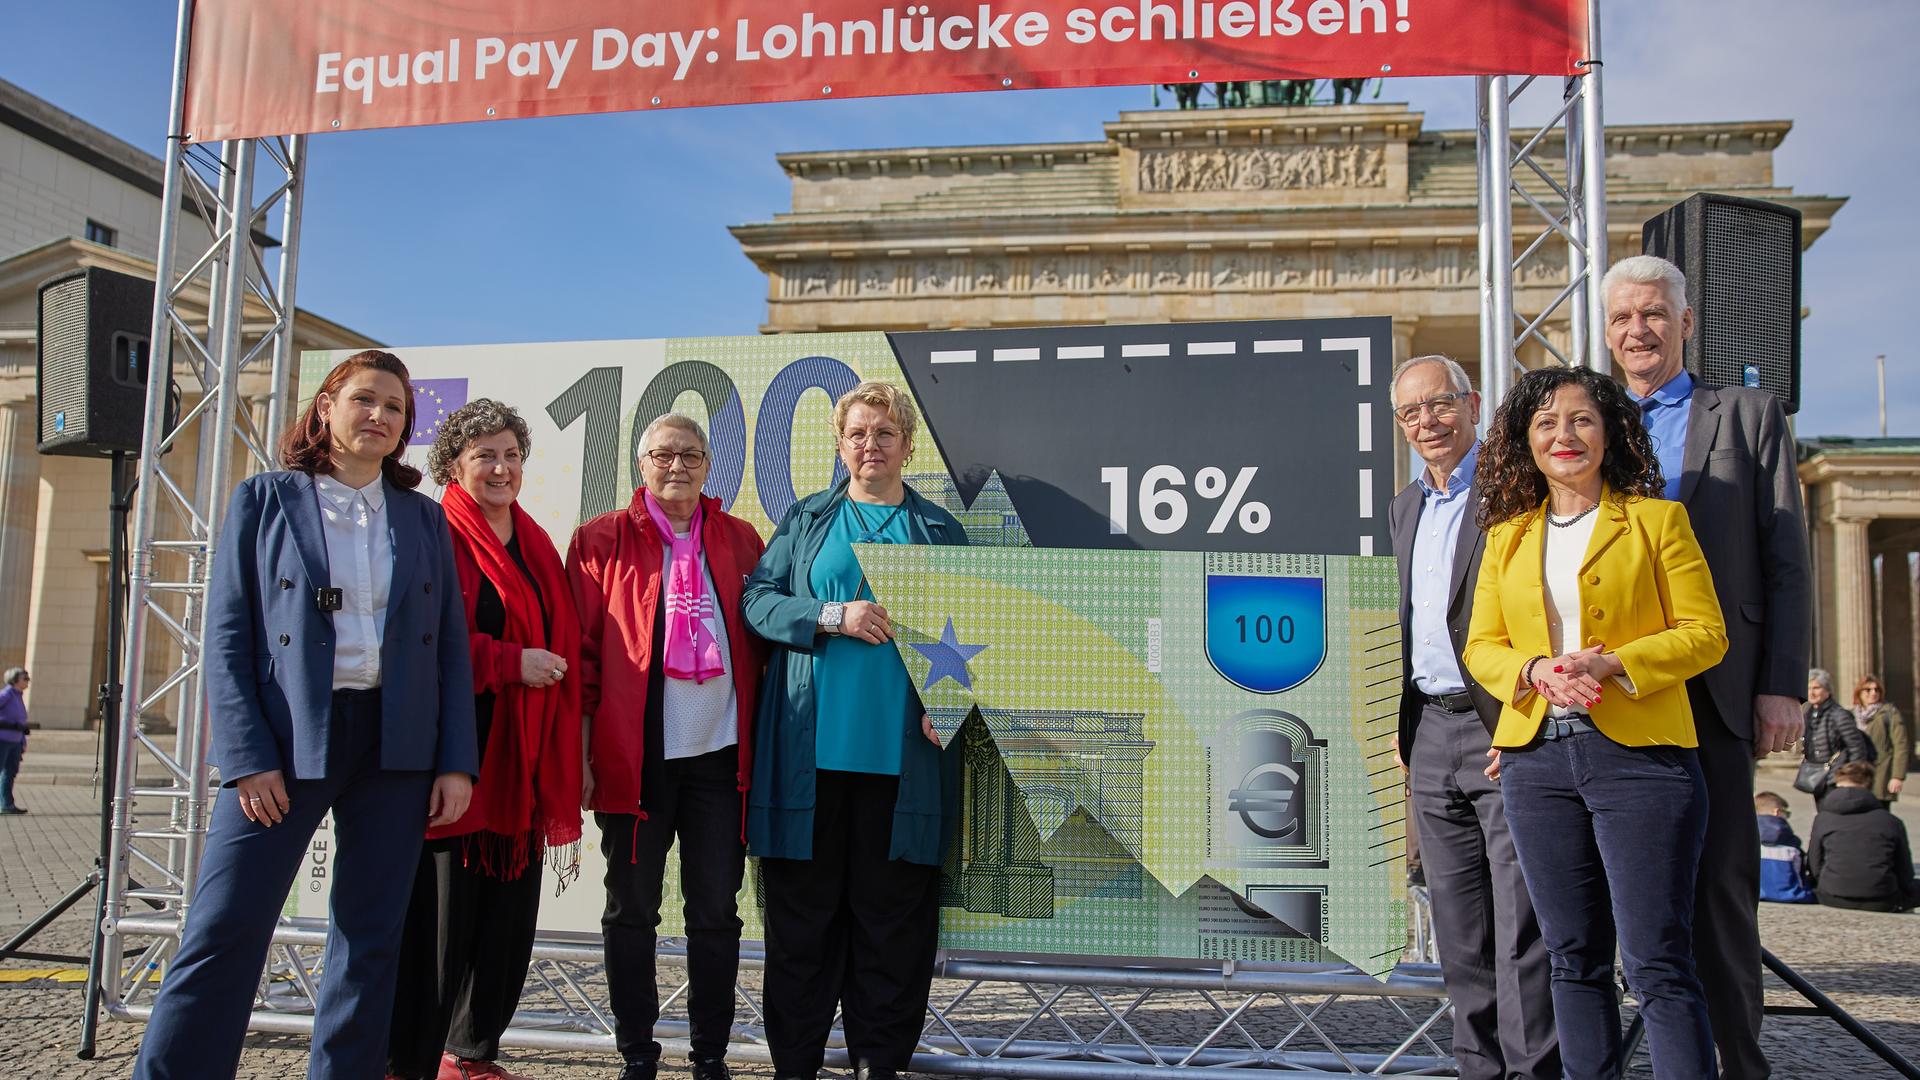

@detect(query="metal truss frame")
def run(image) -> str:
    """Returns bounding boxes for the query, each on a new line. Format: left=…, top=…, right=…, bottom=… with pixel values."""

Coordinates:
left=91, top=2, right=1604, bottom=1076
left=107, top=915, right=1460, bottom=1078
left=1476, top=0, right=1610, bottom=426
left=99, top=0, right=309, bottom=1022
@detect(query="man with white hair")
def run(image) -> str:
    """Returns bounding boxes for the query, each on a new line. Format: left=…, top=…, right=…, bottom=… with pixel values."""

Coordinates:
left=1388, top=356, right=1557, bottom=1079
left=1604, top=254, right=1811, bottom=1079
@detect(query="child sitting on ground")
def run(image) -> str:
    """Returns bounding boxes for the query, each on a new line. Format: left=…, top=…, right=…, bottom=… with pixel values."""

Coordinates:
left=1756, top=790, right=1814, bottom=903
left=1808, top=761, right=1920, bottom=912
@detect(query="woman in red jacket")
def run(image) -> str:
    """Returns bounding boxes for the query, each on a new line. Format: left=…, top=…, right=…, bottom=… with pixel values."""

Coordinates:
left=565, top=413, right=767, bottom=1080
left=386, top=398, right=583, bottom=1080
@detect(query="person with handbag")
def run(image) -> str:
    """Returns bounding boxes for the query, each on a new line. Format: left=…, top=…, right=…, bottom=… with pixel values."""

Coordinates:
left=1797, top=668, right=1872, bottom=798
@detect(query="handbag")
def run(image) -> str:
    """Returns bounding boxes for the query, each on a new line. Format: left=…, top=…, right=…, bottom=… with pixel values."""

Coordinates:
left=1793, top=756, right=1837, bottom=796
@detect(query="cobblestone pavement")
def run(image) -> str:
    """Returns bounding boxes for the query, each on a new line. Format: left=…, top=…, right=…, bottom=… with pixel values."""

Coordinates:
left=3, top=768, right=1917, bottom=1079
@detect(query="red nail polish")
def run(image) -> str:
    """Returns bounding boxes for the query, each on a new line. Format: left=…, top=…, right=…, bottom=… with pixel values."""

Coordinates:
left=1554, top=665, right=1564, bottom=673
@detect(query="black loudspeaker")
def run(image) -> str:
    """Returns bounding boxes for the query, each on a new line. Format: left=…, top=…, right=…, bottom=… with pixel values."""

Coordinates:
left=1640, top=193, right=1802, bottom=414
left=36, top=266, right=161, bottom=456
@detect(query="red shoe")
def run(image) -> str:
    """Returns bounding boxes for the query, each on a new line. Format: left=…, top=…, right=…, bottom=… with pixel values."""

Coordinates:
left=439, top=1054, right=532, bottom=1080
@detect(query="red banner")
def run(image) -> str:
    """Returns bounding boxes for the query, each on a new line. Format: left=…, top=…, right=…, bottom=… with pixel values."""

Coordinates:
left=181, top=0, right=1585, bottom=143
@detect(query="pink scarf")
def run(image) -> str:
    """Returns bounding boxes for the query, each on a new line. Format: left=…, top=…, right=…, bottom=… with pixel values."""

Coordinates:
left=642, top=490, right=725, bottom=683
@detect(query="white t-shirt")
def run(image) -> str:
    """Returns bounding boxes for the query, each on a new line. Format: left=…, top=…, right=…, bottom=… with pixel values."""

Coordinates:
left=659, top=532, right=739, bottom=760
left=1541, top=507, right=1633, bottom=715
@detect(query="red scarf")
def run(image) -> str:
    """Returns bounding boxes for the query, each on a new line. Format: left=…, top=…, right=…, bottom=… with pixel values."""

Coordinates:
left=434, top=483, right=583, bottom=878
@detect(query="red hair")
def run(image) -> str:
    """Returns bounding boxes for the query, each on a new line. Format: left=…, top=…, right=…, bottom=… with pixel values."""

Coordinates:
left=279, top=350, right=423, bottom=489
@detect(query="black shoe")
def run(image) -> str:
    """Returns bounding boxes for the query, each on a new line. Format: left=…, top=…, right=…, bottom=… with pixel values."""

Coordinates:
left=853, top=1062, right=899, bottom=1080
left=689, top=1057, right=732, bottom=1080
left=617, top=1061, right=657, bottom=1080
left=0, top=806, right=23, bottom=815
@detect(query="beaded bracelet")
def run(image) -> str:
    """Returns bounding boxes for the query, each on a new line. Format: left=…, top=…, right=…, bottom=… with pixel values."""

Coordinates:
left=1521, top=654, right=1547, bottom=690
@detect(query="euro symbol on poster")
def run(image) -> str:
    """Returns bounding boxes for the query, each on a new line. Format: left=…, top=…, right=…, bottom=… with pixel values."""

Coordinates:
left=1228, top=760, right=1301, bottom=840
left=1204, top=572, right=1327, bottom=694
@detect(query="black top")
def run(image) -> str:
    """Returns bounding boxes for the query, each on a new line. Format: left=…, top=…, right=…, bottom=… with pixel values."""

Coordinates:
left=472, top=533, right=544, bottom=767
left=1808, top=786, right=1915, bottom=904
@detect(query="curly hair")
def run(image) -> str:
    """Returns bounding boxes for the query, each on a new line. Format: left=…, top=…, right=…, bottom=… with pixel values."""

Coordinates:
left=426, top=398, right=532, bottom=486
left=1476, top=366, right=1663, bottom=529
left=280, top=350, right=422, bottom=489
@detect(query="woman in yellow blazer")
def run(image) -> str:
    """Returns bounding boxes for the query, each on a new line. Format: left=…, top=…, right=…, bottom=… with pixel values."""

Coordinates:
left=1463, top=366, right=1727, bottom=1080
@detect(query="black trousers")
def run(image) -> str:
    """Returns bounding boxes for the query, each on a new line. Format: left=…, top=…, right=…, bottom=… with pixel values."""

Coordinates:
left=1688, top=684, right=1769, bottom=1080
left=599, top=746, right=746, bottom=1065
left=760, top=770, right=941, bottom=1076
left=386, top=837, right=544, bottom=1078
left=1408, top=704, right=1558, bottom=1080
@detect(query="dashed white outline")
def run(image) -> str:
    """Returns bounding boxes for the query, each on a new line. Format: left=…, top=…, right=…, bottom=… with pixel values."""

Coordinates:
left=1357, top=402, right=1373, bottom=453
left=1057, top=345, right=1105, bottom=360
left=1187, top=341, right=1235, bottom=356
left=1253, top=339, right=1304, bottom=354
left=1359, top=469, right=1374, bottom=519
left=930, top=349, right=977, bottom=364
left=993, top=347, right=1040, bottom=362
left=1321, top=336, right=1372, bottom=386
left=1360, top=535, right=1376, bottom=557
left=1121, top=343, right=1171, bottom=358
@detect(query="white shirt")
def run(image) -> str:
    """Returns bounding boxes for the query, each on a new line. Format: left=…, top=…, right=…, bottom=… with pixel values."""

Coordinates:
left=659, top=531, right=738, bottom=760
left=314, top=473, right=391, bottom=690
left=1540, top=508, right=1633, bottom=716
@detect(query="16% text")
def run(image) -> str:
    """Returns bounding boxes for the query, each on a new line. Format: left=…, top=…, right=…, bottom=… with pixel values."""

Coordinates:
left=1101, top=465, right=1272, bottom=536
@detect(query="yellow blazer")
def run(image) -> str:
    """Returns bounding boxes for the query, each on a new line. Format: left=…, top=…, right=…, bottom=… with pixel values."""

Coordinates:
left=1463, top=489, right=1728, bottom=749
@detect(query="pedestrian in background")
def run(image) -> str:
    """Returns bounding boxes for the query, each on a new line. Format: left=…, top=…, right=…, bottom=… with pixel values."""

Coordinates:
left=1800, top=668, right=1872, bottom=797
left=1808, top=761, right=1919, bottom=912
left=0, top=668, right=29, bottom=814
left=1853, top=674, right=1910, bottom=807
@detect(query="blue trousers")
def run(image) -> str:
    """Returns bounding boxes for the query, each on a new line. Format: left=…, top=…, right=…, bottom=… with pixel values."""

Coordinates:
left=1499, top=731, right=1714, bottom=1080
left=0, top=739, right=21, bottom=809
left=134, top=690, right=434, bottom=1080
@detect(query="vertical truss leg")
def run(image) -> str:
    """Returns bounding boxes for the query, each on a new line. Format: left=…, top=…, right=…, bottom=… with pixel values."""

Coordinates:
left=101, top=0, right=308, bottom=1023
left=1478, top=0, right=1611, bottom=389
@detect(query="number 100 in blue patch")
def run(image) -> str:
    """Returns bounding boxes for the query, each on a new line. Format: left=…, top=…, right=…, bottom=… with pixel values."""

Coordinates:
left=1204, top=574, right=1328, bottom=694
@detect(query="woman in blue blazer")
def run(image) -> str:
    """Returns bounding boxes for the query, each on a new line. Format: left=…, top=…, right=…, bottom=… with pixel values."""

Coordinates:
left=134, top=351, right=479, bottom=1080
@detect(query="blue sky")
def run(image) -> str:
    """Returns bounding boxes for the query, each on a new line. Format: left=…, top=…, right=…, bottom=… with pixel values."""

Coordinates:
left=5, top=1, right=1915, bottom=437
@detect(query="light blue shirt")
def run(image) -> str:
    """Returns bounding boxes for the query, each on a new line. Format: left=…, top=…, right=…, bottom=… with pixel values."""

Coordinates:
left=809, top=500, right=916, bottom=776
left=1631, top=370, right=1693, bottom=500
left=1408, top=443, right=1477, bottom=696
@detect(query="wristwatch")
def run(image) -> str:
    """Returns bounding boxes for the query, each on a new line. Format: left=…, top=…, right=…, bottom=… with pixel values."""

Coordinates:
left=818, top=601, right=846, bottom=633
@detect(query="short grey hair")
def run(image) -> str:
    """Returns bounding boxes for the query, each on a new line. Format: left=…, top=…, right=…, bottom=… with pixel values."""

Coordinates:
left=638, top=413, right=709, bottom=453
left=3, top=668, right=24, bottom=687
left=426, top=399, right=533, bottom=486
left=1808, top=667, right=1835, bottom=693
left=1601, top=255, right=1689, bottom=315
left=1389, top=354, right=1474, bottom=408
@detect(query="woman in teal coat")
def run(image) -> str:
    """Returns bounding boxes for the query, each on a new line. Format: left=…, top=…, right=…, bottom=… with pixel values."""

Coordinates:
left=743, top=381, right=966, bottom=1080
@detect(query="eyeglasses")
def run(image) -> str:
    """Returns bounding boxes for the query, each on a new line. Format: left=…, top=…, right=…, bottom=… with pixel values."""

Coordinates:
left=840, top=428, right=902, bottom=449
left=644, top=448, right=708, bottom=469
left=1394, top=391, right=1472, bottom=427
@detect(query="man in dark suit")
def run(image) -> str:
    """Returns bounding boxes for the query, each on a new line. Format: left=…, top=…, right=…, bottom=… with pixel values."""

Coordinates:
left=1389, top=355, right=1558, bottom=1080
left=1606, top=255, right=1811, bottom=1079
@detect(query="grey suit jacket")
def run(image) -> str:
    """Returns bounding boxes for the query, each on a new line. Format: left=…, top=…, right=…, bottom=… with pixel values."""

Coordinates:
left=1391, top=476, right=1501, bottom=756
left=1675, top=384, right=1811, bottom=739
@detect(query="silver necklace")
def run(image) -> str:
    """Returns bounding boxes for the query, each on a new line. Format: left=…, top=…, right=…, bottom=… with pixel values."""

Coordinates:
left=1547, top=503, right=1598, bottom=528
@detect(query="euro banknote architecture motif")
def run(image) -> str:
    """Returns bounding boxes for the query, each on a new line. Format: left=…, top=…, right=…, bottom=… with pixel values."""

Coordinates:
left=859, top=544, right=1405, bottom=976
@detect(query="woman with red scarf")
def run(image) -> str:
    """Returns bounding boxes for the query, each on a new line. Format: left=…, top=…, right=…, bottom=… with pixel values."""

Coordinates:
left=386, top=399, right=582, bottom=1080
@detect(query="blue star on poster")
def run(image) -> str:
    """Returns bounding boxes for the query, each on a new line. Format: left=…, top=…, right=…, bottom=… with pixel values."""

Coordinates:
left=910, top=617, right=988, bottom=691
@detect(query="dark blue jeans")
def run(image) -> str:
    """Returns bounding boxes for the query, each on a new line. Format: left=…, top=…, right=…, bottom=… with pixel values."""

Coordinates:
left=0, top=739, right=21, bottom=809
left=1500, top=731, right=1713, bottom=1080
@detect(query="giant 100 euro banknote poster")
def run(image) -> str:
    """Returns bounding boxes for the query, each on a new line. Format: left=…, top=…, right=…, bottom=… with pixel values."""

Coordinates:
left=296, top=319, right=1406, bottom=975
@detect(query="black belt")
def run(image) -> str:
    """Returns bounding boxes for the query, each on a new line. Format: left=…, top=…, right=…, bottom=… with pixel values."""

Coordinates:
left=1423, top=689, right=1476, bottom=714
left=1539, top=714, right=1597, bottom=741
